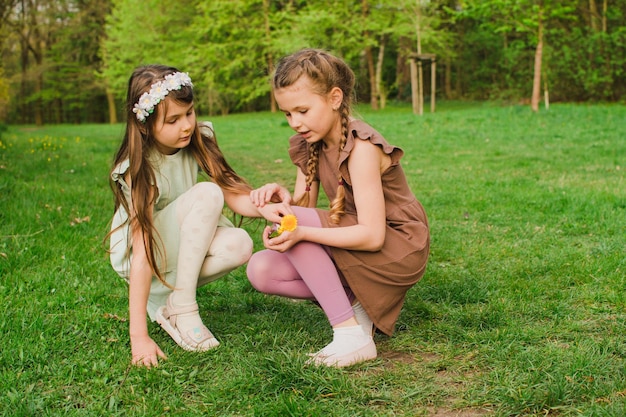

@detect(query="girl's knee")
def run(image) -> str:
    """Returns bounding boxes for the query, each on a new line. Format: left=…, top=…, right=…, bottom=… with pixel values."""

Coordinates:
left=212, top=227, right=253, bottom=267
left=246, top=253, right=273, bottom=292
left=231, top=228, right=253, bottom=263
left=191, top=182, right=224, bottom=206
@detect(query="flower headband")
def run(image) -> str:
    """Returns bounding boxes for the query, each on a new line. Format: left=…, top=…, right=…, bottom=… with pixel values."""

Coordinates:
left=132, top=72, right=193, bottom=122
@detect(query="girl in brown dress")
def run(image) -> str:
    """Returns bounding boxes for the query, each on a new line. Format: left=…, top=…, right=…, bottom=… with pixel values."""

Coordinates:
left=247, top=49, right=430, bottom=368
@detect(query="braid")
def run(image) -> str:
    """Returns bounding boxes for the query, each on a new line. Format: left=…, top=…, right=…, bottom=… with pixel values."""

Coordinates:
left=295, top=142, right=321, bottom=207
left=329, top=103, right=350, bottom=224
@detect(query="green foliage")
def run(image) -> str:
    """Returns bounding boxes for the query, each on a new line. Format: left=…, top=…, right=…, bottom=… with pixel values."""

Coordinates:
left=43, top=1, right=111, bottom=123
left=101, top=0, right=198, bottom=100
left=550, top=27, right=626, bottom=101
left=1, top=103, right=625, bottom=415
left=2, top=0, right=626, bottom=123
left=189, top=0, right=275, bottom=115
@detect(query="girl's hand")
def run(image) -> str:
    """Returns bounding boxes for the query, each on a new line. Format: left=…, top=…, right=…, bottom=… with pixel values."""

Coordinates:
left=131, top=334, right=167, bottom=368
left=250, top=183, right=292, bottom=207
left=262, top=225, right=300, bottom=252
left=256, top=202, right=293, bottom=224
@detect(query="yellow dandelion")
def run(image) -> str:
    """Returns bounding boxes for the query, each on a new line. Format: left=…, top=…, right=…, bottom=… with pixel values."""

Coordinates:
left=269, top=214, right=298, bottom=238
left=279, top=214, right=298, bottom=233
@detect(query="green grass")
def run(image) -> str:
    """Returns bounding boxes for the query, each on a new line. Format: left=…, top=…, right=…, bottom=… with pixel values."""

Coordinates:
left=1, top=102, right=625, bottom=416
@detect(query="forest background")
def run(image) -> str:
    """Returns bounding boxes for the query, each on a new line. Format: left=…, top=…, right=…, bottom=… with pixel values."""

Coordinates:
left=0, top=0, right=625, bottom=126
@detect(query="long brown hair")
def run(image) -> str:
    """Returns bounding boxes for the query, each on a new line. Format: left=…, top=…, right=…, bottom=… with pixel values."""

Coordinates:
left=272, top=49, right=355, bottom=224
left=108, top=64, right=251, bottom=285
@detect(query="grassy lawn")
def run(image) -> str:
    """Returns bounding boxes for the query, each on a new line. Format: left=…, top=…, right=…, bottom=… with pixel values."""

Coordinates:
left=0, top=102, right=625, bottom=416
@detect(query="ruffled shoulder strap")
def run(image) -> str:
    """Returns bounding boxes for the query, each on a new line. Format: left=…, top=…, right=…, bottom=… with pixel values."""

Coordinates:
left=111, top=159, right=130, bottom=183
left=338, top=120, right=404, bottom=182
left=198, top=121, right=215, bottom=138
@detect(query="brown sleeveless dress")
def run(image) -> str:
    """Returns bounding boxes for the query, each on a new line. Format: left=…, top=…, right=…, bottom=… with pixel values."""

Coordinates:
left=289, top=120, right=430, bottom=336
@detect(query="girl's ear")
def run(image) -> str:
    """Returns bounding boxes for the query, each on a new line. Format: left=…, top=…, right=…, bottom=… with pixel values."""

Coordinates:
left=329, top=87, right=344, bottom=109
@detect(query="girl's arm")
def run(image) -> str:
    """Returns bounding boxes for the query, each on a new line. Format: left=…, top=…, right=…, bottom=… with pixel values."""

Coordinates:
left=266, top=139, right=387, bottom=252
left=223, top=189, right=290, bottom=223
left=127, top=182, right=166, bottom=367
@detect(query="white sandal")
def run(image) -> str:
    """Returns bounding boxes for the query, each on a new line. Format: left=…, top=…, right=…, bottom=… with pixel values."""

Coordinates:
left=155, top=296, right=219, bottom=352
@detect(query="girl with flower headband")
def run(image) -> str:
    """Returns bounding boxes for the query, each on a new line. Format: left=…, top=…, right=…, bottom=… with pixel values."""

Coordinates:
left=108, top=64, right=289, bottom=367
left=247, top=49, right=430, bottom=367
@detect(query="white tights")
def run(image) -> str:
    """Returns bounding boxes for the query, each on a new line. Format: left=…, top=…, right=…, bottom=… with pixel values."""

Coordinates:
left=146, top=182, right=253, bottom=319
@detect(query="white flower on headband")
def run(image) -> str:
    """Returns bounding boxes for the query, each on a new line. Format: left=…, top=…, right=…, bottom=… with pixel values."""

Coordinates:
left=132, top=72, right=193, bottom=122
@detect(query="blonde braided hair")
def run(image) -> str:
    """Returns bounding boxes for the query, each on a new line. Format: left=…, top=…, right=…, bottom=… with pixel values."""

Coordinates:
left=272, top=49, right=355, bottom=224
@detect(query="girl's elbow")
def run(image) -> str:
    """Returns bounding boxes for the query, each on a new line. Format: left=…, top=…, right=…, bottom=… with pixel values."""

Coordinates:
left=365, top=234, right=385, bottom=251
left=371, top=240, right=385, bottom=252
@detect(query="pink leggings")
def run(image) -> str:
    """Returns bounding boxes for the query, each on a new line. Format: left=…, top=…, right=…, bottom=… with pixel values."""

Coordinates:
left=246, top=206, right=354, bottom=326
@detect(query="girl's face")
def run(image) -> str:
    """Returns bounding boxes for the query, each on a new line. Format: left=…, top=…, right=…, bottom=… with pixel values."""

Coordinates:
left=153, top=98, right=196, bottom=155
left=274, top=76, right=343, bottom=146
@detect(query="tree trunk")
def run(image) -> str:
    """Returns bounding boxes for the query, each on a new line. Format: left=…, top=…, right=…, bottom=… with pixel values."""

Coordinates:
left=33, top=54, right=43, bottom=126
left=589, top=0, right=600, bottom=32
left=19, top=34, right=29, bottom=124
left=365, top=45, right=378, bottom=110
left=107, top=88, right=117, bottom=124
left=26, top=0, right=43, bottom=125
left=410, top=59, right=418, bottom=115
left=362, top=0, right=378, bottom=110
left=415, top=0, right=423, bottom=115
left=375, top=37, right=386, bottom=109
left=417, top=61, right=423, bottom=115
left=431, top=59, right=436, bottom=113
left=455, top=60, right=462, bottom=97
left=531, top=10, right=543, bottom=113
left=396, top=37, right=411, bottom=101
left=543, top=71, right=549, bottom=110
left=444, top=56, right=452, bottom=99
left=263, top=0, right=276, bottom=112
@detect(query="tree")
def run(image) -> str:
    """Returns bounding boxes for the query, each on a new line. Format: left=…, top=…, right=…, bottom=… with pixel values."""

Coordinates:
left=0, top=0, right=18, bottom=122
left=189, top=0, right=283, bottom=115
left=377, top=0, right=455, bottom=110
left=0, top=67, right=9, bottom=121
left=101, top=0, right=198, bottom=118
left=463, top=0, right=576, bottom=109
left=2, top=0, right=625, bottom=124
left=44, top=0, right=111, bottom=123
left=13, top=0, right=48, bottom=125
left=1, top=0, right=110, bottom=124
left=190, top=0, right=372, bottom=114
left=361, top=0, right=403, bottom=109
